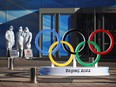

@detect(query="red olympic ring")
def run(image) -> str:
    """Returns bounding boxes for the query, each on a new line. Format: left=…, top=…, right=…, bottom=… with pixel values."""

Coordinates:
left=89, top=29, right=115, bottom=55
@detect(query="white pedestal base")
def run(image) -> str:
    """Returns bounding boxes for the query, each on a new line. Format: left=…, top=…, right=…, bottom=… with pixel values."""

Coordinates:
left=40, top=66, right=109, bottom=76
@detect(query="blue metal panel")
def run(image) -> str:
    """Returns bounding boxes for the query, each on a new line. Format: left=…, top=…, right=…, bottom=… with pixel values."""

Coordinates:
left=75, top=0, right=116, bottom=8
left=42, top=0, right=75, bottom=8
left=4, top=0, right=42, bottom=10
left=0, top=0, right=116, bottom=10
left=0, top=0, right=6, bottom=10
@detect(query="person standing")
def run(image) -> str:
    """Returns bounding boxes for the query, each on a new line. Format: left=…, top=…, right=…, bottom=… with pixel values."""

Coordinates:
left=5, top=26, right=15, bottom=57
left=23, top=27, right=32, bottom=59
left=16, top=26, right=24, bottom=58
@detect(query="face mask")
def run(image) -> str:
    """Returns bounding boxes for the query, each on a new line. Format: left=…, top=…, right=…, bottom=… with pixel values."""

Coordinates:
left=9, top=26, right=13, bottom=31
left=25, top=30, right=28, bottom=32
left=19, top=28, right=23, bottom=32
left=9, top=28, right=13, bottom=31
left=25, top=28, right=29, bottom=33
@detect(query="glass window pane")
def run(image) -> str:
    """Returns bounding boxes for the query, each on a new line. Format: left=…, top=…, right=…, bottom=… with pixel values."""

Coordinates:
left=59, top=14, right=71, bottom=56
left=42, top=15, right=55, bottom=56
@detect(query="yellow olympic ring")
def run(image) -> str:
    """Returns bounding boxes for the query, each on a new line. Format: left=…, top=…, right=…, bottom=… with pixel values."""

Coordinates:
left=49, top=41, right=75, bottom=67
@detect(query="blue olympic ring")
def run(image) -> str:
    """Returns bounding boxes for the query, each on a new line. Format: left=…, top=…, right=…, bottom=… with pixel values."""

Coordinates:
left=35, top=29, right=61, bottom=54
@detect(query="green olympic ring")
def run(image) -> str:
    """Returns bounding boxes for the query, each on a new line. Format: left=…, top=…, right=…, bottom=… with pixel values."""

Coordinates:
left=75, top=41, right=101, bottom=67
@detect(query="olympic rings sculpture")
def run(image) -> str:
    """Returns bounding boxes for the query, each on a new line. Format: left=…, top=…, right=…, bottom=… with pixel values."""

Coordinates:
left=35, top=29, right=114, bottom=67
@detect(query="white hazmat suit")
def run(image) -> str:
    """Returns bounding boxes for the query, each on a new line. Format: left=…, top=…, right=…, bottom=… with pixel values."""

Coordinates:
left=16, top=26, right=24, bottom=57
left=23, top=27, right=32, bottom=49
left=5, top=26, right=15, bottom=57
left=23, top=27, right=32, bottom=59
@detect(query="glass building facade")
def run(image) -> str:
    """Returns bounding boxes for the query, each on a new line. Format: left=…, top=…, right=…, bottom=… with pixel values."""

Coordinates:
left=0, top=0, right=115, bottom=60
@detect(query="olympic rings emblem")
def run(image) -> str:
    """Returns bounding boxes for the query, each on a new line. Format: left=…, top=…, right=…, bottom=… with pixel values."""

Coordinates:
left=35, top=29, right=114, bottom=67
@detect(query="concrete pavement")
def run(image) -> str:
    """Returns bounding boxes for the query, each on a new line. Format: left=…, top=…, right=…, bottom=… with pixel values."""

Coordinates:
left=0, top=58, right=116, bottom=87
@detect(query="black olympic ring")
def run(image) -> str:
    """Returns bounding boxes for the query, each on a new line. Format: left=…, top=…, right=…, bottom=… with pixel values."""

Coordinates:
left=62, top=29, right=86, bottom=54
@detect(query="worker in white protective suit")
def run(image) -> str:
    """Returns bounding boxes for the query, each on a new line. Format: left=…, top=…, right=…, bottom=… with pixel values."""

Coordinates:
left=16, top=26, right=24, bottom=58
left=23, top=27, right=32, bottom=59
left=5, top=26, right=15, bottom=57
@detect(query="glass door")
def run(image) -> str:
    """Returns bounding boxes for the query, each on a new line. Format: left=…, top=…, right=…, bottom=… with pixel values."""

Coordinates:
left=76, top=13, right=95, bottom=58
left=59, top=14, right=71, bottom=57
left=94, top=13, right=116, bottom=57
left=42, top=14, right=56, bottom=56
left=42, top=14, right=72, bottom=57
left=104, top=13, right=116, bottom=57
